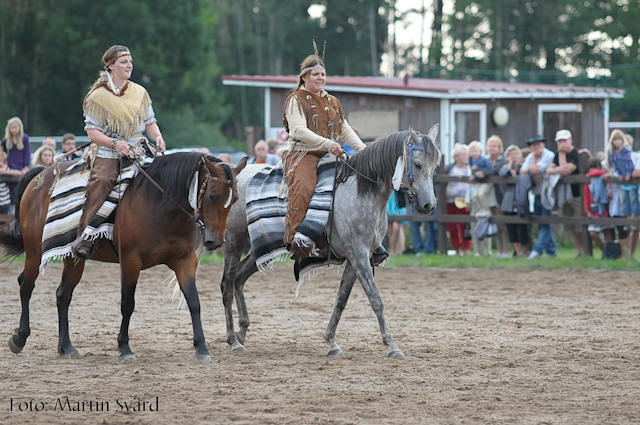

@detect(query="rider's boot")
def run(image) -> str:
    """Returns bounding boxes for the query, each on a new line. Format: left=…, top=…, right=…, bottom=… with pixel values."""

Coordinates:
left=371, top=244, right=389, bottom=266
left=70, top=237, right=95, bottom=260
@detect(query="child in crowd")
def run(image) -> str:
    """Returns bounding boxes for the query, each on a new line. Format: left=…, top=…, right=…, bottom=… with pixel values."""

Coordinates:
left=0, top=151, right=18, bottom=214
left=584, top=157, right=629, bottom=258
left=468, top=141, right=492, bottom=178
left=609, top=129, right=639, bottom=220
left=467, top=141, right=495, bottom=256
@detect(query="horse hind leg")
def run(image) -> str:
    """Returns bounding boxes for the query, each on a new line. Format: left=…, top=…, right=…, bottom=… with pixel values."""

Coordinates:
left=234, top=251, right=259, bottom=345
left=352, top=257, right=405, bottom=359
left=221, top=239, right=251, bottom=352
left=9, top=263, right=38, bottom=353
left=56, top=260, right=85, bottom=358
left=323, top=263, right=358, bottom=356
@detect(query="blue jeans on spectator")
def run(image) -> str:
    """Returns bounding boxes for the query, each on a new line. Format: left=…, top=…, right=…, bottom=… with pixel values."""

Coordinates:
left=618, top=185, right=640, bottom=217
left=532, top=195, right=556, bottom=256
left=409, top=207, right=438, bottom=253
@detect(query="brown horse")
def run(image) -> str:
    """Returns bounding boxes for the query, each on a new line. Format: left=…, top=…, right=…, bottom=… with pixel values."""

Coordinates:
left=0, top=152, right=247, bottom=363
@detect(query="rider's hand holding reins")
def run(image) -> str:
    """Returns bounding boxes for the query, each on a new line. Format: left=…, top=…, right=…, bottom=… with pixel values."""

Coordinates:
left=114, top=139, right=130, bottom=157
left=154, top=135, right=166, bottom=153
left=330, top=141, right=344, bottom=157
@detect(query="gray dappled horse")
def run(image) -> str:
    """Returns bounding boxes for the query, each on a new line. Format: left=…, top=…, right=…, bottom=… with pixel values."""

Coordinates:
left=221, top=125, right=441, bottom=358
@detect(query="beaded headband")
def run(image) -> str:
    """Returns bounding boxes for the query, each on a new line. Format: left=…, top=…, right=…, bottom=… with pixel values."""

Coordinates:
left=105, top=52, right=131, bottom=68
left=301, top=66, right=326, bottom=74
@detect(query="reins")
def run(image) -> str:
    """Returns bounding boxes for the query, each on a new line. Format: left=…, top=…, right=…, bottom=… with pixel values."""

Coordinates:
left=131, top=159, right=198, bottom=222
left=335, top=155, right=395, bottom=190
left=335, top=141, right=426, bottom=190
left=130, top=154, right=232, bottom=229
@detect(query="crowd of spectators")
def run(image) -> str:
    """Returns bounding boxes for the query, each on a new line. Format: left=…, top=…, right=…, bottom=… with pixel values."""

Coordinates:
left=2, top=117, right=638, bottom=260
left=387, top=127, right=640, bottom=260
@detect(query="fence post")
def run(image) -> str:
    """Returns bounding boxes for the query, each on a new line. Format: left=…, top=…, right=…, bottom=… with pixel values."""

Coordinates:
left=436, top=163, right=448, bottom=254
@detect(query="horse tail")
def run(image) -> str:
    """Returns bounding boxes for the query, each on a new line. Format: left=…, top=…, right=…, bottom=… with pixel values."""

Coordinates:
left=0, top=166, right=44, bottom=258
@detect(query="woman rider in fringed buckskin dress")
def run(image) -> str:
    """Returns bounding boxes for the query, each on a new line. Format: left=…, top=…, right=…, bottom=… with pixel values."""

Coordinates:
left=282, top=47, right=388, bottom=264
left=71, top=45, right=166, bottom=259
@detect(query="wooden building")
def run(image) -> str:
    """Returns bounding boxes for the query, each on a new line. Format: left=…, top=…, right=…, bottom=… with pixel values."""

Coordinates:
left=222, top=75, right=624, bottom=163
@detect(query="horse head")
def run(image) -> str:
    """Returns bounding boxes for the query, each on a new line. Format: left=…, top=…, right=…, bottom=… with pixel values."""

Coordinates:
left=199, top=156, right=248, bottom=251
left=397, top=124, right=441, bottom=215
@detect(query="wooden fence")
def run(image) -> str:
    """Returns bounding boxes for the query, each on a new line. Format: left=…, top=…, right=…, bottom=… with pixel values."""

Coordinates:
left=388, top=152, right=640, bottom=256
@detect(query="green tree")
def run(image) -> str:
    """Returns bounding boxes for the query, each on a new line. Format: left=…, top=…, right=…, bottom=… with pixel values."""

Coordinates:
left=210, top=0, right=389, bottom=141
left=430, top=0, right=640, bottom=120
left=0, top=0, right=228, bottom=147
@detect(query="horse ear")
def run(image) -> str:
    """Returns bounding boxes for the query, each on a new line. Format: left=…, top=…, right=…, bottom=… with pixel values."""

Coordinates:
left=427, top=124, right=439, bottom=148
left=408, top=126, right=419, bottom=145
left=234, top=156, right=249, bottom=176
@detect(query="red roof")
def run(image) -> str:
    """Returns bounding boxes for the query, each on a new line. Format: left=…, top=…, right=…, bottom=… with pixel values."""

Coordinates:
left=222, top=74, right=623, bottom=99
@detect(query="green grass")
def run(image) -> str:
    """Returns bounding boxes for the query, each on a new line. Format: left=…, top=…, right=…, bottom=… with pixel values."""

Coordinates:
left=7, top=241, right=634, bottom=271
left=199, top=247, right=640, bottom=271
left=385, top=247, right=640, bottom=271
left=199, top=252, right=227, bottom=264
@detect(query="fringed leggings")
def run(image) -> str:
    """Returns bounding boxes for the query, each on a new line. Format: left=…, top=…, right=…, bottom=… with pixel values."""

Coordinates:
left=283, top=150, right=325, bottom=244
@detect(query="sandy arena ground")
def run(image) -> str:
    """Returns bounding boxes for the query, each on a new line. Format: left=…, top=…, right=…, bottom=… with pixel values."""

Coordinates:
left=0, top=261, right=639, bottom=424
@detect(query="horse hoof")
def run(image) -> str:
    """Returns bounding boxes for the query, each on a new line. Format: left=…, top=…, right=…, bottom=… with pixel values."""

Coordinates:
left=327, top=348, right=343, bottom=356
left=59, top=350, right=82, bottom=359
left=195, top=353, right=212, bottom=363
left=8, top=336, right=23, bottom=354
left=231, top=342, right=245, bottom=352
left=387, top=350, right=405, bottom=359
left=118, top=353, right=136, bottom=362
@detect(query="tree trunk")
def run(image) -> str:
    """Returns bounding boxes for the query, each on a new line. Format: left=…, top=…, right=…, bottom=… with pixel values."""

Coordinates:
left=428, top=0, right=443, bottom=78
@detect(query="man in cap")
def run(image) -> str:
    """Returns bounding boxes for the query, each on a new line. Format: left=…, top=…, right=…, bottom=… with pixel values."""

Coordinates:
left=521, top=134, right=557, bottom=259
left=546, top=129, right=585, bottom=256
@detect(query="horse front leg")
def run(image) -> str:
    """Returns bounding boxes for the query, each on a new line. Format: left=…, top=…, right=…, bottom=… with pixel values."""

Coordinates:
left=234, top=252, right=258, bottom=345
left=323, top=263, right=357, bottom=356
left=173, top=254, right=211, bottom=363
left=117, top=260, right=141, bottom=362
left=351, top=256, right=404, bottom=359
left=56, top=260, right=85, bottom=358
left=9, top=257, right=40, bottom=353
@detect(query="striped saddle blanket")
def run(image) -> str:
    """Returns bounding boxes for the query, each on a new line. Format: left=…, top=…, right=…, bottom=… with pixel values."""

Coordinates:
left=246, top=154, right=336, bottom=268
left=39, top=160, right=138, bottom=272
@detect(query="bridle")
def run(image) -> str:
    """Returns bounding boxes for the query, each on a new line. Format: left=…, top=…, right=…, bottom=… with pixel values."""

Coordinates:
left=406, top=144, right=425, bottom=186
left=194, top=168, right=234, bottom=222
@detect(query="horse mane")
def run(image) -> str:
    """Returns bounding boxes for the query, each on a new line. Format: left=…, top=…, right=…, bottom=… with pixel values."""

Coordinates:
left=341, top=130, right=440, bottom=198
left=129, top=152, right=233, bottom=212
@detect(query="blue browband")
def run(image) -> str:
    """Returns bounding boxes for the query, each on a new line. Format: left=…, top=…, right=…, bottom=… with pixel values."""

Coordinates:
left=406, top=145, right=424, bottom=183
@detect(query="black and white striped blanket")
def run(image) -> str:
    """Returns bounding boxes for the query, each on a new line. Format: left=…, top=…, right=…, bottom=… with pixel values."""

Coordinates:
left=246, top=154, right=336, bottom=267
left=39, top=160, right=138, bottom=272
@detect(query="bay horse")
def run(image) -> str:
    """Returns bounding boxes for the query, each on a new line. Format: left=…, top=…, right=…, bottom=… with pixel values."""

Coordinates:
left=220, top=126, right=440, bottom=358
left=0, top=152, right=247, bottom=363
